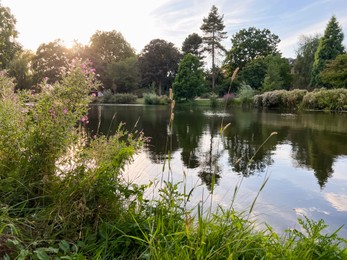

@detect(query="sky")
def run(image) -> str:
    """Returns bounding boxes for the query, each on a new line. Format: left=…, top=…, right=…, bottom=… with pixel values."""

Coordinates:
left=2, top=0, right=347, bottom=58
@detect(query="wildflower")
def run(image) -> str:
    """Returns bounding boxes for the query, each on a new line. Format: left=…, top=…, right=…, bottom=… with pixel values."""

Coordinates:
left=63, top=109, right=68, bottom=114
left=81, top=115, right=89, bottom=123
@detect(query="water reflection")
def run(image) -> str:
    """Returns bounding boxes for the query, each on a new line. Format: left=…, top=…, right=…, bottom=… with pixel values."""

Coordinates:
left=88, top=105, right=347, bottom=189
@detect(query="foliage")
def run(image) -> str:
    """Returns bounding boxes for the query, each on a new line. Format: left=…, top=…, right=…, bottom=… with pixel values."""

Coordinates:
left=302, top=88, right=347, bottom=111
left=32, top=39, right=70, bottom=85
left=311, top=16, right=345, bottom=87
left=88, top=30, right=136, bottom=90
left=253, top=88, right=347, bottom=111
left=293, top=34, right=320, bottom=89
left=109, top=56, right=141, bottom=93
left=98, top=90, right=137, bottom=104
left=173, top=53, right=205, bottom=101
left=139, top=39, right=181, bottom=96
left=320, top=54, right=347, bottom=88
left=200, top=5, right=227, bottom=89
left=262, top=55, right=292, bottom=91
left=8, top=50, right=34, bottom=90
left=226, top=27, right=280, bottom=70
left=238, top=83, right=255, bottom=104
left=143, top=92, right=170, bottom=105
left=0, top=3, right=21, bottom=70
left=209, top=93, right=220, bottom=108
left=238, top=58, right=267, bottom=89
left=182, top=33, right=204, bottom=60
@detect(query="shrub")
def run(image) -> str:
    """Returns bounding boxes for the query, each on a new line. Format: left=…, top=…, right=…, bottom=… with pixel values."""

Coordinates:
left=262, top=90, right=287, bottom=108
left=99, top=91, right=137, bottom=104
left=143, top=93, right=169, bottom=105
left=238, top=84, right=255, bottom=104
left=253, top=94, right=263, bottom=107
left=209, top=93, right=220, bottom=108
left=284, top=89, right=308, bottom=109
left=302, top=88, right=347, bottom=111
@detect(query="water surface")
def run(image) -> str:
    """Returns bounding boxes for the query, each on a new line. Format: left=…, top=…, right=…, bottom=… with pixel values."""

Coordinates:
left=88, top=104, right=347, bottom=237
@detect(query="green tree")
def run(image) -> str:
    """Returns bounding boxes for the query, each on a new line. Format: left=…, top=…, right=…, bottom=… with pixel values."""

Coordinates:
left=139, top=39, right=181, bottom=96
left=8, top=50, right=34, bottom=90
left=32, top=39, right=70, bottom=85
left=0, top=3, right=21, bottom=70
left=311, top=16, right=345, bottom=87
left=320, top=54, right=347, bottom=88
left=227, top=27, right=280, bottom=70
left=88, top=30, right=135, bottom=90
left=182, top=33, right=203, bottom=59
left=293, top=35, right=320, bottom=89
left=173, top=53, right=205, bottom=101
left=109, top=56, right=141, bottom=93
left=238, top=58, right=267, bottom=89
left=262, top=55, right=292, bottom=91
left=200, top=5, right=227, bottom=89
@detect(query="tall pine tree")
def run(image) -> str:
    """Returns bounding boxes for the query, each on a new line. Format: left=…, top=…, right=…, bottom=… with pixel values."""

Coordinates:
left=200, top=5, right=227, bottom=89
left=311, top=16, right=345, bottom=87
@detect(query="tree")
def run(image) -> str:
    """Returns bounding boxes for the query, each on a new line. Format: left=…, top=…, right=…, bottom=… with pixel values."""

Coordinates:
left=32, top=39, right=70, bottom=85
left=227, top=27, right=280, bottom=70
left=8, top=50, right=34, bottom=90
left=88, top=30, right=135, bottom=90
left=238, top=58, right=267, bottom=89
left=109, top=56, right=141, bottom=93
left=138, top=39, right=181, bottom=96
left=293, top=35, right=320, bottom=89
left=182, top=33, right=203, bottom=59
left=262, top=55, right=292, bottom=91
left=320, top=54, right=347, bottom=88
left=200, top=5, right=227, bottom=89
left=311, top=16, right=345, bottom=87
left=0, top=3, right=21, bottom=70
left=173, top=53, right=205, bottom=101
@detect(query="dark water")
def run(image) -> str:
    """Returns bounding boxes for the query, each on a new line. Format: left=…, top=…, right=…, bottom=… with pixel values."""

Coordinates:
left=88, top=104, right=347, bottom=237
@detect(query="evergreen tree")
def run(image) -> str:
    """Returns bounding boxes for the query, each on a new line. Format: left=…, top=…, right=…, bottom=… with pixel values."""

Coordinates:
left=311, top=16, right=345, bottom=87
left=200, top=5, right=227, bottom=89
left=182, top=33, right=203, bottom=59
left=173, top=53, right=205, bottom=101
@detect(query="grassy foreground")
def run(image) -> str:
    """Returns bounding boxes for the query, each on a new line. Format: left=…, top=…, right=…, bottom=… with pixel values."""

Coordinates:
left=1, top=63, right=346, bottom=259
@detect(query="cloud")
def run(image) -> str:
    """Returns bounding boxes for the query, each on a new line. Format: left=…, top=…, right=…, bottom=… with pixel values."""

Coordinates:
left=325, top=193, right=347, bottom=212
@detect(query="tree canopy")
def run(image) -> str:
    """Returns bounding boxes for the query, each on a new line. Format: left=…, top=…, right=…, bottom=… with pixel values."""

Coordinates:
left=311, top=16, right=345, bottom=87
left=173, top=53, right=205, bottom=100
left=0, top=3, right=21, bottom=70
left=32, top=39, right=70, bottom=85
left=293, top=35, right=320, bottom=89
left=138, top=39, right=181, bottom=95
left=182, top=33, right=203, bottom=59
left=200, top=5, right=227, bottom=89
left=320, top=54, right=347, bottom=88
left=227, top=27, right=280, bottom=70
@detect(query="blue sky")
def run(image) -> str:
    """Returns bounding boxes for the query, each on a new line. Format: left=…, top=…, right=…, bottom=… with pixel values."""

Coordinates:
left=2, top=0, right=347, bottom=58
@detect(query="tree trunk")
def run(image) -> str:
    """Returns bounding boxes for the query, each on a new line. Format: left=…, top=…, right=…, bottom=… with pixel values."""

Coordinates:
left=212, top=32, right=215, bottom=90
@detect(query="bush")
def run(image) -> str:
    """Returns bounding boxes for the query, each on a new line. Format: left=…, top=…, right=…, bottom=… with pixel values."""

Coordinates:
left=284, top=89, right=308, bottom=109
left=238, top=84, right=255, bottom=104
left=143, top=93, right=170, bottom=105
left=262, top=90, right=287, bottom=108
left=99, top=90, right=137, bottom=104
left=302, top=88, right=347, bottom=111
left=209, top=93, right=220, bottom=108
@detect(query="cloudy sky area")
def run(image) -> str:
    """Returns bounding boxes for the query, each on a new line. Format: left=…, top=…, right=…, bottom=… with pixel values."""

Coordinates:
left=3, top=0, right=347, bottom=58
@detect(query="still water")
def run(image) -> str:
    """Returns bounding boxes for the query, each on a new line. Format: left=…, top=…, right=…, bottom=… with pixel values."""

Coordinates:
left=88, top=104, right=347, bottom=238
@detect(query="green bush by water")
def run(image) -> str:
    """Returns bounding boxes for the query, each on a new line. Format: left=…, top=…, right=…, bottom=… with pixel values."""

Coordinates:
left=98, top=90, right=137, bottom=104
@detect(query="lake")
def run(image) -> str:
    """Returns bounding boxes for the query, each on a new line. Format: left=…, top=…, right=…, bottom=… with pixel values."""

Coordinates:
left=88, top=104, right=347, bottom=238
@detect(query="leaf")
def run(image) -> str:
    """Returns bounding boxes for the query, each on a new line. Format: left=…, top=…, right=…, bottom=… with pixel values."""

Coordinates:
left=59, top=240, right=70, bottom=254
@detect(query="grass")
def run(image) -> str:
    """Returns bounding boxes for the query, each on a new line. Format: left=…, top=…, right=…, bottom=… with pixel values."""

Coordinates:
left=1, top=65, right=347, bottom=259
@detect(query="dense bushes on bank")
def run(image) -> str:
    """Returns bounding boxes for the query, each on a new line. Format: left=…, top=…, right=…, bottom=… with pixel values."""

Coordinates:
left=253, top=88, right=347, bottom=111
left=97, top=90, right=138, bottom=104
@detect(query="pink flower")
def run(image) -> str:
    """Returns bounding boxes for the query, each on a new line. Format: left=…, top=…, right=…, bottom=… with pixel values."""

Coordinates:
left=81, top=115, right=89, bottom=123
left=63, top=109, right=68, bottom=114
